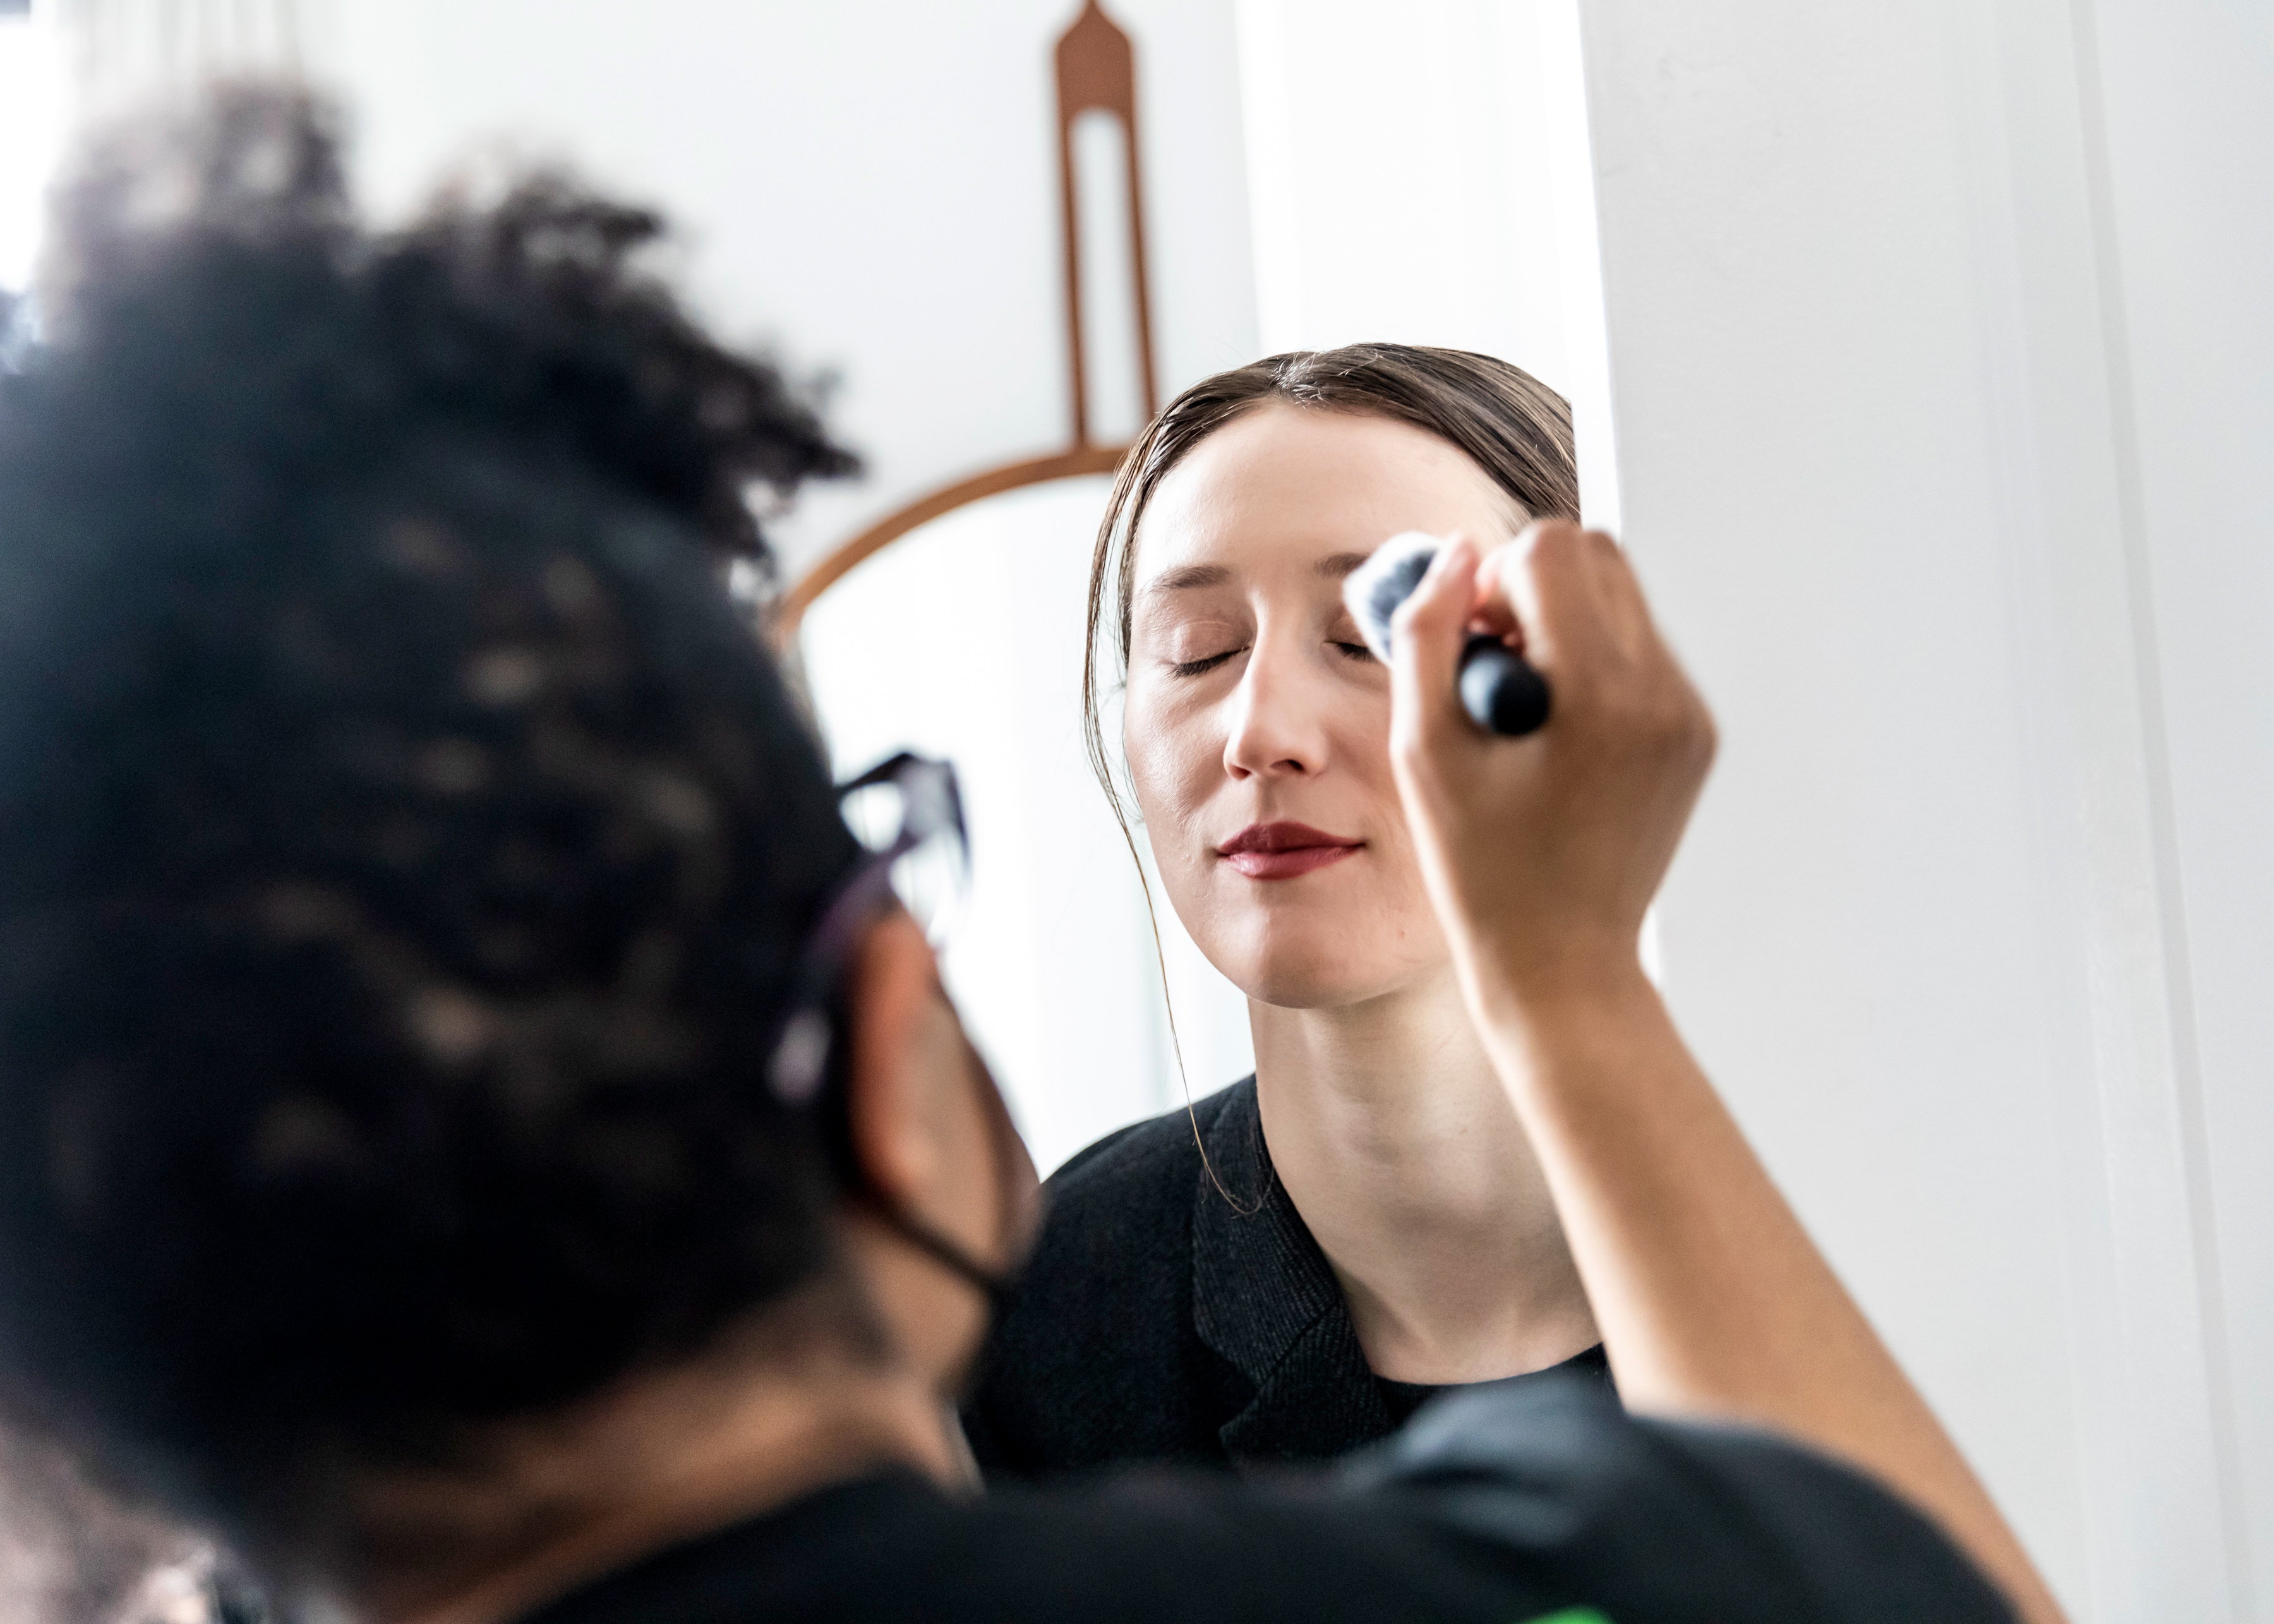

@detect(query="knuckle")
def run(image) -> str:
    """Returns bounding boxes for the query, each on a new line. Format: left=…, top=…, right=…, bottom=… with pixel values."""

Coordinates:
left=1647, top=691, right=1716, bottom=769
left=1529, top=520, right=1584, bottom=565
left=1647, top=693, right=1695, bottom=749
left=1596, top=670, right=1690, bottom=750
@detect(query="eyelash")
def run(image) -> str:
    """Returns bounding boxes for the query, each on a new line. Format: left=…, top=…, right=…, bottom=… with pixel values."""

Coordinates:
left=1167, top=648, right=1242, bottom=677
left=1165, top=641, right=1377, bottom=678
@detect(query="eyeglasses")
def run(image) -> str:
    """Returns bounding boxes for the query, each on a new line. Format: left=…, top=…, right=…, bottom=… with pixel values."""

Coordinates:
left=835, top=750, right=970, bottom=947
left=766, top=751, right=1040, bottom=1298
left=767, top=752, right=970, bottom=1105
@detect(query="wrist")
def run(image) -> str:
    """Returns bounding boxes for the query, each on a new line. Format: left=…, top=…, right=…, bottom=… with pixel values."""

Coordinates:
left=1450, top=936, right=1688, bottom=1138
left=1453, top=926, right=1659, bottom=1030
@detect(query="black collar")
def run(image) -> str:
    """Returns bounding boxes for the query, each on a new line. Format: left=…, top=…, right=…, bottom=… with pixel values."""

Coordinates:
left=1188, top=1078, right=1397, bottom=1468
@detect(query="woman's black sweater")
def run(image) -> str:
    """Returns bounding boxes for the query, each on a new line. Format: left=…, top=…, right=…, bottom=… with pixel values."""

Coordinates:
left=964, top=1076, right=1610, bottom=1477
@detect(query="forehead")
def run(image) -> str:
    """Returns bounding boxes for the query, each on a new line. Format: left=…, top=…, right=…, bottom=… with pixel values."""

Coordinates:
left=1134, top=404, right=1514, bottom=584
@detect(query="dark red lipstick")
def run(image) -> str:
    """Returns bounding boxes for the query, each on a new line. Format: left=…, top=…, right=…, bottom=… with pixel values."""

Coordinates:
left=1216, top=821, right=1364, bottom=881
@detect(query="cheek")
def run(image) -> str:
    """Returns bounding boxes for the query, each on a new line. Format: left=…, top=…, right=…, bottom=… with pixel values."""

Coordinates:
left=1327, top=685, right=1399, bottom=791
left=1122, top=679, right=1222, bottom=831
left=1336, top=716, right=1417, bottom=863
left=1319, top=704, right=1435, bottom=920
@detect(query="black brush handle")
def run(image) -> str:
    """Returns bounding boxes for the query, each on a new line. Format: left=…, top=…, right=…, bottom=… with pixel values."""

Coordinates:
left=1459, top=635, right=1552, bottom=737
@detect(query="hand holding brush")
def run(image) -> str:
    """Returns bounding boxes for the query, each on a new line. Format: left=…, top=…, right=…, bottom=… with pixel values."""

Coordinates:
left=1343, top=530, right=1552, bottom=737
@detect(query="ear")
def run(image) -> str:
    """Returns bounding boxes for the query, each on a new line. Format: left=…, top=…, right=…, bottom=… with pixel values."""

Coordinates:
left=840, top=910, right=953, bottom=1208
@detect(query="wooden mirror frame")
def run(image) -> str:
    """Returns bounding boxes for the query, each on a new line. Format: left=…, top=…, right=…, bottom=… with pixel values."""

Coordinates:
left=774, top=0, right=1155, bottom=637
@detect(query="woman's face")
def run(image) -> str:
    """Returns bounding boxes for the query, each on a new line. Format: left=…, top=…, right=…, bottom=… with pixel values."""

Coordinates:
left=1123, top=404, right=1519, bottom=1009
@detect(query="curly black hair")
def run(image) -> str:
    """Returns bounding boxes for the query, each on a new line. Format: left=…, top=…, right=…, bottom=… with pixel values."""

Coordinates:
left=0, top=85, right=867, bottom=1542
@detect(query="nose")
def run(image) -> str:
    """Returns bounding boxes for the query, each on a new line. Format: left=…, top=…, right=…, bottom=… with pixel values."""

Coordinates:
left=1223, top=632, right=1330, bottom=781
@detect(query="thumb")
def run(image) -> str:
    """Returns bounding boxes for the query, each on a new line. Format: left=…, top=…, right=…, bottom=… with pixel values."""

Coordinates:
left=1388, top=536, right=1479, bottom=763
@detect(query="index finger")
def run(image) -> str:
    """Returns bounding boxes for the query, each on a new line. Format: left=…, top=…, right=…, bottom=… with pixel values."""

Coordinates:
left=1487, top=520, right=1622, bottom=682
left=1387, top=536, right=1482, bottom=765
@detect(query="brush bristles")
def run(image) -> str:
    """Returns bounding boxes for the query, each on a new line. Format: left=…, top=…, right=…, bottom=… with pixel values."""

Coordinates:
left=1342, top=531, right=1448, bottom=661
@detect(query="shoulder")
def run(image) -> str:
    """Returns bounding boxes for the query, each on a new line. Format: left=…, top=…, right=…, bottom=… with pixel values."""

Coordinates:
left=1007, top=1076, right=1249, bottom=1309
left=963, top=1081, right=1254, bottom=1475
left=1042, top=1078, right=1246, bottom=1224
left=658, top=1472, right=1549, bottom=1623
left=880, top=1474, right=1550, bottom=1623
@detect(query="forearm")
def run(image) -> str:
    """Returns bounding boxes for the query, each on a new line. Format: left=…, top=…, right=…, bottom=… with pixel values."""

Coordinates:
left=1375, top=524, right=2061, bottom=1619
left=1460, top=952, right=2066, bottom=1624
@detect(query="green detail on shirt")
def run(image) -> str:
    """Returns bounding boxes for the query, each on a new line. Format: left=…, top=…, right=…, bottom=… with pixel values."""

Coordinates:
left=1520, top=1610, right=1611, bottom=1624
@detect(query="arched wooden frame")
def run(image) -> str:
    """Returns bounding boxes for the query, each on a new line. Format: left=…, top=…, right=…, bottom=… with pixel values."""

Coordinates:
left=775, top=0, right=1157, bottom=637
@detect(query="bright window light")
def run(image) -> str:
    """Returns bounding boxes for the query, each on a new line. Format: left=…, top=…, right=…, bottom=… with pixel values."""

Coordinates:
left=0, top=1, right=67, bottom=293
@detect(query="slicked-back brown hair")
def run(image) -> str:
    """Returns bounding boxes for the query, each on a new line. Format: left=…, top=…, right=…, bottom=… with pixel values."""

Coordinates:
left=1081, top=343, right=1579, bottom=826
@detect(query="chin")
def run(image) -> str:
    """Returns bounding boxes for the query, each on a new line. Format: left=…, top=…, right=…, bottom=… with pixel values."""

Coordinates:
left=1238, top=965, right=1384, bottom=1011
left=1208, top=925, right=1417, bottom=1012
left=1167, top=869, right=1446, bottom=1011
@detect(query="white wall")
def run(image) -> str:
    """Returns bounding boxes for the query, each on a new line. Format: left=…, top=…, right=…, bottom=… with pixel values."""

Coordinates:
left=2090, top=0, right=2274, bottom=1605
left=1565, top=1, right=2268, bottom=1618
left=1241, top=1, right=2270, bottom=1617
left=1234, top=0, right=1620, bottom=526
left=324, top=0, right=1258, bottom=584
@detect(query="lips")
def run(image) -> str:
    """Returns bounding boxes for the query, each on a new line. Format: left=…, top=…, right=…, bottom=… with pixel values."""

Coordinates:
left=1216, top=821, right=1364, bottom=881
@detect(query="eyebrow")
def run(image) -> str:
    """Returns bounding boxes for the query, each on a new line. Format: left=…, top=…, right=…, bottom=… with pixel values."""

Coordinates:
left=1138, top=563, right=1232, bottom=596
left=1138, top=553, right=1376, bottom=598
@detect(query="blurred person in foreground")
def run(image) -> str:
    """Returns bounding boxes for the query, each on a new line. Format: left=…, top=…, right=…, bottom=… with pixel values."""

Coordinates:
left=0, top=88, right=2059, bottom=1624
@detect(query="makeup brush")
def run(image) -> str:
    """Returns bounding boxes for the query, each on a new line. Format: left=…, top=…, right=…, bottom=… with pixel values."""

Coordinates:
left=1344, top=532, right=1551, bottom=737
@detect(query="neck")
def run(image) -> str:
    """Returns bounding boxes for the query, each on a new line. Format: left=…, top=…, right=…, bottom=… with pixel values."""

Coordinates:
left=1249, top=966, right=1597, bottom=1385
left=364, top=1356, right=959, bottom=1624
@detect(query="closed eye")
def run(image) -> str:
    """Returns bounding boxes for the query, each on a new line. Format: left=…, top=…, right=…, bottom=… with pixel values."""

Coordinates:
left=1168, top=646, right=1246, bottom=678
left=1332, top=640, right=1377, bottom=663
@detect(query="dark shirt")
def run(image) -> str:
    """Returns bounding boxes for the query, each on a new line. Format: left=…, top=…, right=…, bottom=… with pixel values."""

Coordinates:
left=966, top=1076, right=1614, bottom=1476
left=518, top=1381, right=2015, bottom=1624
